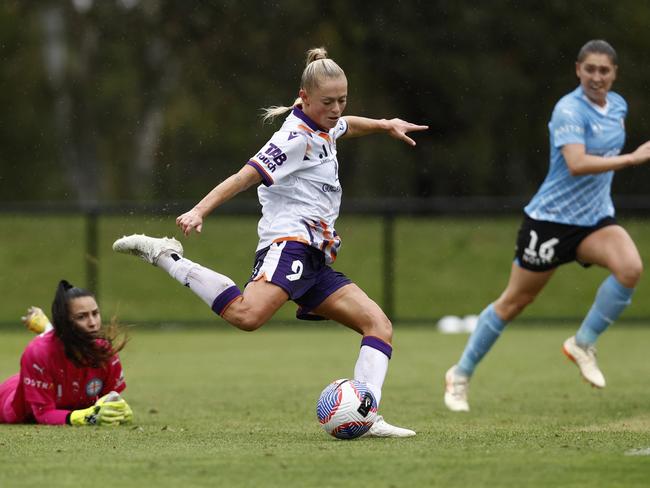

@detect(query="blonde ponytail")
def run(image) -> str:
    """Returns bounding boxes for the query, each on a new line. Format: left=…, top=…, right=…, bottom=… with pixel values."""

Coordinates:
left=260, top=46, right=346, bottom=124
left=260, top=97, right=302, bottom=124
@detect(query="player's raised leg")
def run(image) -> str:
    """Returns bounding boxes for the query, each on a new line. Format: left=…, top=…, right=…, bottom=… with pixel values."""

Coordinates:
left=445, top=263, right=554, bottom=412
left=313, top=283, right=415, bottom=437
left=113, top=234, right=290, bottom=330
left=113, top=233, right=241, bottom=309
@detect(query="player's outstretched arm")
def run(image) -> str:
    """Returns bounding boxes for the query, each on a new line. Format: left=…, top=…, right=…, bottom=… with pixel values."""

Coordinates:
left=342, top=116, right=428, bottom=146
left=176, top=164, right=262, bottom=236
left=563, top=140, right=650, bottom=176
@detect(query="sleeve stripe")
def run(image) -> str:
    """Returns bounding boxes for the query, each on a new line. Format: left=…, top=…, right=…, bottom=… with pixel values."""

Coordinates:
left=246, top=160, right=274, bottom=186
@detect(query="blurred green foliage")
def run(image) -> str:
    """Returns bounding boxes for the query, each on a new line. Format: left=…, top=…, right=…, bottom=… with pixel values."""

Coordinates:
left=2, top=1, right=650, bottom=204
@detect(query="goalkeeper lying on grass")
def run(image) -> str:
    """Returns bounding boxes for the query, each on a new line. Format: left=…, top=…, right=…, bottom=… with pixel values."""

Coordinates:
left=0, top=280, right=133, bottom=426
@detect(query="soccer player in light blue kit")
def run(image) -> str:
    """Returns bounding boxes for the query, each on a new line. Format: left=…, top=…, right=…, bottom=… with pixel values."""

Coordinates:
left=444, top=39, right=650, bottom=412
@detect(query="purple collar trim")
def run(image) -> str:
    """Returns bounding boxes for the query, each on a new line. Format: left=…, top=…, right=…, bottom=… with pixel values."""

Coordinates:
left=292, top=105, right=324, bottom=132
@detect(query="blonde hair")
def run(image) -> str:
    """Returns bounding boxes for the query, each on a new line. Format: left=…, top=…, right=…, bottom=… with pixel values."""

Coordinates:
left=261, top=47, right=346, bottom=124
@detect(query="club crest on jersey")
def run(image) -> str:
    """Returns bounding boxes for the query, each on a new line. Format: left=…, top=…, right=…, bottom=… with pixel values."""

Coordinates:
left=85, top=378, right=103, bottom=397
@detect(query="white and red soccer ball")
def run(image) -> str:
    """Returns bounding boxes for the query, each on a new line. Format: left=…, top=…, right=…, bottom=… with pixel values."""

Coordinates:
left=316, top=379, right=377, bottom=439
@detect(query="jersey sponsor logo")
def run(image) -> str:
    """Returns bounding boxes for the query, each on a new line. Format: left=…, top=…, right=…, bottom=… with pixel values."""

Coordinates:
left=554, top=124, right=584, bottom=138
left=32, top=362, right=45, bottom=374
left=23, top=377, right=53, bottom=390
left=85, top=378, right=103, bottom=397
left=288, top=131, right=299, bottom=141
left=321, top=183, right=341, bottom=193
left=255, top=142, right=288, bottom=173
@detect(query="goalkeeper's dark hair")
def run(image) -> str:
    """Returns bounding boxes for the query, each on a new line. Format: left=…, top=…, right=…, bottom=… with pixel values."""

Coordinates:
left=577, top=39, right=617, bottom=65
left=51, top=280, right=127, bottom=368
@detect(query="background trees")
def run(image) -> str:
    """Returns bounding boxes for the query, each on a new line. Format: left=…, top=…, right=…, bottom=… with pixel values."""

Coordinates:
left=2, top=0, right=649, bottom=204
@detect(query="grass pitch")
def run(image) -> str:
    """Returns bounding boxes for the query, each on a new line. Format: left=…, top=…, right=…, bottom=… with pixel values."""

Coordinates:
left=1, top=324, right=649, bottom=488
left=3, top=214, right=650, bottom=323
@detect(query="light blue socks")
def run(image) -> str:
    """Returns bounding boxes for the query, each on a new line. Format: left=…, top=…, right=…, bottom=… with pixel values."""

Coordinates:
left=457, top=304, right=507, bottom=377
left=575, top=275, right=634, bottom=346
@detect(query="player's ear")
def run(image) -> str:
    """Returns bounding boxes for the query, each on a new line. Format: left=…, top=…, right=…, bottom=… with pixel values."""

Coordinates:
left=299, top=88, right=309, bottom=107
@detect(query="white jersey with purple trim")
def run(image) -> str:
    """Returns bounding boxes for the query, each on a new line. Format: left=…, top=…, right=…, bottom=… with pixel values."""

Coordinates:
left=247, top=106, right=348, bottom=263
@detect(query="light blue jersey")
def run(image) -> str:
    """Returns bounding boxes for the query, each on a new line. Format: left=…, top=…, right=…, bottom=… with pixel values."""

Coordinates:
left=525, top=86, right=627, bottom=226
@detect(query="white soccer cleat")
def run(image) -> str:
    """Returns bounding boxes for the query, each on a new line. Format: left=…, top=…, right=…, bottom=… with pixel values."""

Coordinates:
left=444, top=365, right=470, bottom=412
left=562, top=336, right=606, bottom=388
left=112, top=234, right=183, bottom=266
left=366, top=416, right=416, bottom=438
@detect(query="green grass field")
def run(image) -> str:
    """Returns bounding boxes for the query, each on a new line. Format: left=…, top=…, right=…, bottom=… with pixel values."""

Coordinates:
left=1, top=324, right=649, bottom=488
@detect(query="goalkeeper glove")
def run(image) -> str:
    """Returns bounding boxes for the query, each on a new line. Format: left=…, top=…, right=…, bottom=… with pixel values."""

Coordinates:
left=96, top=391, right=133, bottom=425
left=21, top=306, right=53, bottom=334
left=69, top=392, right=127, bottom=426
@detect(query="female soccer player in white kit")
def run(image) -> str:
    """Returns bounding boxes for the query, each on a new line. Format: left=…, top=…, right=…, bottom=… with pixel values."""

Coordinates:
left=444, top=39, right=650, bottom=412
left=114, top=47, right=427, bottom=437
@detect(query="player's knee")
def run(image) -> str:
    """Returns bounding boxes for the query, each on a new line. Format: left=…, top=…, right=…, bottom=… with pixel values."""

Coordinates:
left=616, top=260, right=643, bottom=288
left=222, top=303, right=267, bottom=332
left=232, top=315, right=266, bottom=332
left=362, top=312, right=392, bottom=343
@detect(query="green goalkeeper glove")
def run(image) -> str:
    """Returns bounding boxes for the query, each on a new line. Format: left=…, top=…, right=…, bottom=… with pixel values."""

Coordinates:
left=69, top=392, right=127, bottom=426
left=96, top=391, right=133, bottom=425
left=122, top=400, right=133, bottom=424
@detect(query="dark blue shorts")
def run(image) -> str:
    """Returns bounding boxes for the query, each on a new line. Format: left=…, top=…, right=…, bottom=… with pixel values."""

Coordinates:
left=246, top=241, right=352, bottom=320
left=514, top=214, right=617, bottom=271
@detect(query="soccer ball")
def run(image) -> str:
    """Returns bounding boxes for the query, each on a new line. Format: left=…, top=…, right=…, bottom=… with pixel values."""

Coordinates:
left=316, top=379, right=377, bottom=439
